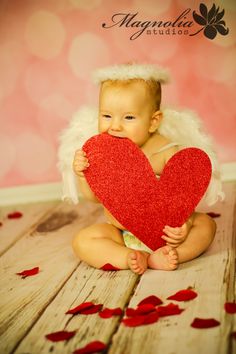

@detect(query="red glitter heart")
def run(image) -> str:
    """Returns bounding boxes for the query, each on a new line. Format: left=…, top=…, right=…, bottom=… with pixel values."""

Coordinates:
left=83, top=133, right=211, bottom=251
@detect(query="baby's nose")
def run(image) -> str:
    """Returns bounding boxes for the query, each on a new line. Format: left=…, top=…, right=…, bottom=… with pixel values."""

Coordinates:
left=110, top=118, right=122, bottom=131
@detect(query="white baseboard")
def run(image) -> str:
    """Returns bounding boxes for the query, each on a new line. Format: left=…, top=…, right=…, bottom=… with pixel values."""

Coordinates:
left=0, top=162, right=235, bottom=206
left=0, top=182, right=62, bottom=206
left=221, top=162, right=236, bottom=182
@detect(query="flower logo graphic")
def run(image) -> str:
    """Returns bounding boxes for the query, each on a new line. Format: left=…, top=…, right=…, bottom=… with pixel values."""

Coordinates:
left=190, top=3, right=229, bottom=39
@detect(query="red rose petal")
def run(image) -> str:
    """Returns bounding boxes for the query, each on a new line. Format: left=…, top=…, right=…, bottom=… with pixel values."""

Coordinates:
left=126, top=304, right=156, bottom=317
left=206, top=212, right=221, bottom=218
left=66, top=302, right=102, bottom=315
left=45, top=330, right=76, bottom=342
left=99, top=307, right=123, bottom=318
left=73, top=341, right=107, bottom=354
left=225, top=302, right=236, bottom=314
left=122, top=315, right=145, bottom=327
left=138, top=295, right=163, bottom=307
left=191, top=318, right=220, bottom=329
left=81, top=304, right=103, bottom=314
left=16, top=267, right=39, bottom=278
left=7, top=211, right=23, bottom=219
left=126, top=308, right=137, bottom=317
left=157, top=303, right=184, bottom=317
left=0, top=222, right=3, bottom=227
left=66, top=302, right=95, bottom=315
left=143, top=311, right=159, bottom=325
left=100, top=263, right=121, bottom=271
left=167, top=289, right=198, bottom=301
left=231, top=332, right=236, bottom=339
left=122, top=311, right=159, bottom=327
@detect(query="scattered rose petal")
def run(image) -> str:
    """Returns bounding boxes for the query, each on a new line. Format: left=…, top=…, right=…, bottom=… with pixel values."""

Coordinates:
left=126, top=308, right=137, bottom=317
left=156, top=303, right=184, bottom=317
left=0, top=222, right=3, bottom=226
left=81, top=304, right=103, bottom=314
left=16, top=267, right=39, bottom=278
left=122, top=315, right=145, bottom=327
left=225, top=302, right=236, bottom=314
left=66, top=302, right=102, bottom=315
left=206, top=212, right=221, bottom=218
left=191, top=318, right=220, bottom=328
left=73, top=341, right=107, bottom=354
left=138, top=295, right=163, bottom=307
left=231, top=332, right=236, bottom=339
left=122, top=311, right=159, bottom=327
left=100, top=263, right=121, bottom=271
left=66, top=302, right=94, bottom=315
left=7, top=211, right=23, bottom=219
left=143, top=311, right=159, bottom=325
left=126, top=304, right=156, bottom=317
left=45, top=330, right=76, bottom=342
left=99, top=307, right=123, bottom=318
left=167, top=289, right=198, bottom=301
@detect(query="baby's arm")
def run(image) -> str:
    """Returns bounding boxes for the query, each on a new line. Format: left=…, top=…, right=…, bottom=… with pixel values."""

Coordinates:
left=73, top=149, right=99, bottom=202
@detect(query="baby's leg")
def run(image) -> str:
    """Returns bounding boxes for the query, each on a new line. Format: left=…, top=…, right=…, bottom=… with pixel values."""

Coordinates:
left=72, top=223, right=136, bottom=270
left=148, top=212, right=216, bottom=270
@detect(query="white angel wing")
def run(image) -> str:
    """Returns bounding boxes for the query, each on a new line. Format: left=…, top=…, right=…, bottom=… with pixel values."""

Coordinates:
left=57, top=106, right=98, bottom=204
left=159, top=108, right=225, bottom=205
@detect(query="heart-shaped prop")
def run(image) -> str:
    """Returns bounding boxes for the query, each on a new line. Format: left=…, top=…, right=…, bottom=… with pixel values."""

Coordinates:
left=83, top=133, right=212, bottom=251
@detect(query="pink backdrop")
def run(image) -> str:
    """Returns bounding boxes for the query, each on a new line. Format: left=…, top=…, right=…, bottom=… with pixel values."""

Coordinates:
left=0, top=0, right=235, bottom=188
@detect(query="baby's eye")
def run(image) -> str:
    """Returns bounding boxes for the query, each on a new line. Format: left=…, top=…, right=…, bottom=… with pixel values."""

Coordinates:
left=102, top=114, right=111, bottom=119
left=125, top=115, right=135, bottom=120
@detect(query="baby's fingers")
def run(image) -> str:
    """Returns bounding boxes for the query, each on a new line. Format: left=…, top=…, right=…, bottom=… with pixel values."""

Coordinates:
left=163, top=225, right=181, bottom=235
left=74, top=149, right=87, bottom=158
left=161, top=235, right=180, bottom=244
left=162, top=228, right=183, bottom=240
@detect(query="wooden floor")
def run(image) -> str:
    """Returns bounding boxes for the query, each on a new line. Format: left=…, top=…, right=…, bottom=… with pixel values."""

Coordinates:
left=0, top=182, right=235, bottom=354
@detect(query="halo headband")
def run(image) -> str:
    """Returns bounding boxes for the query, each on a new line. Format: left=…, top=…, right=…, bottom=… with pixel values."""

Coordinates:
left=92, top=63, right=171, bottom=85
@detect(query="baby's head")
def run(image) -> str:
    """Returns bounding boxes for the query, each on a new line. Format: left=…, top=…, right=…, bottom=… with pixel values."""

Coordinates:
left=93, top=64, right=170, bottom=147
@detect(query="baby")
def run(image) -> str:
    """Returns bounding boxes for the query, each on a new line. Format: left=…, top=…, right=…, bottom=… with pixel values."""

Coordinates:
left=71, top=64, right=217, bottom=275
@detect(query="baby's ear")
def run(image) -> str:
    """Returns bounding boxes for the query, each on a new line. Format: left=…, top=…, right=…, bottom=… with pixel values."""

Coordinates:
left=149, top=110, right=163, bottom=133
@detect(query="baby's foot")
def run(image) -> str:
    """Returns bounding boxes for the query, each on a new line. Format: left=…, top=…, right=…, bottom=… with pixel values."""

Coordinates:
left=127, top=251, right=149, bottom=275
left=148, top=245, right=178, bottom=271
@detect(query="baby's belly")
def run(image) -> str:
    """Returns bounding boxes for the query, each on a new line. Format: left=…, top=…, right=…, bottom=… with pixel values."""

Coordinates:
left=103, top=208, right=126, bottom=230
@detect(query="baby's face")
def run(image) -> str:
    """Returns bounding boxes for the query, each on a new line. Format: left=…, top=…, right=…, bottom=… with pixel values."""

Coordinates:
left=98, top=80, right=155, bottom=147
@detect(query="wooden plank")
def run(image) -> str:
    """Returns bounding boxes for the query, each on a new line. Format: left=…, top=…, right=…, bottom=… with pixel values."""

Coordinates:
left=15, top=264, right=138, bottom=354
left=0, top=201, right=105, bottom=354
left=109, top=182, right=236, bottom=354
left=0, top=201, right=59, bottom=255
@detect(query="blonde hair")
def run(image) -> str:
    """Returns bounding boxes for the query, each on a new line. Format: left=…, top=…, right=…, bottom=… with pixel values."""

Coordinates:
left=100, top=78, right=162, bottom=111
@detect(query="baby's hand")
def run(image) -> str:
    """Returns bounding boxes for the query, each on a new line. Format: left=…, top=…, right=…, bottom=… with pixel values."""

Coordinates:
left=161, top=219, right=193, bottom=248
left=73, top=149, right=89, bottom=177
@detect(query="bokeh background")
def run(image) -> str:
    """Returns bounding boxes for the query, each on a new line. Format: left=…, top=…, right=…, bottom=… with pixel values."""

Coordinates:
left=0, top=0, right=235, bottom=188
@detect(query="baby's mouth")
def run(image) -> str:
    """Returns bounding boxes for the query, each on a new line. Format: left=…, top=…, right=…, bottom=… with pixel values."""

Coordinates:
left=107, top=131, right=125, bottom=138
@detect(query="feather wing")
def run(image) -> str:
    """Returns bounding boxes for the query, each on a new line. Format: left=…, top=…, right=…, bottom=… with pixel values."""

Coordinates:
left=57, top=106, right=98, bottom=203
